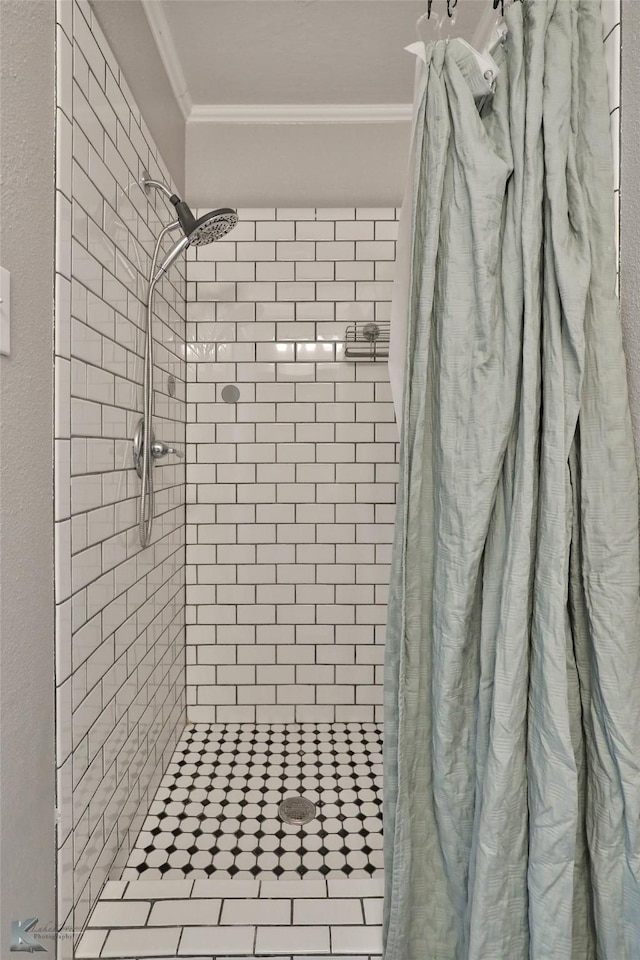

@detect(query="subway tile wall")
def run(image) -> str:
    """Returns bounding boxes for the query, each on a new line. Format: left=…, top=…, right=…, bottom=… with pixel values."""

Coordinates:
left=184, top=209, right=399, bottom=723
left=54, top=0, right=186, bottom=948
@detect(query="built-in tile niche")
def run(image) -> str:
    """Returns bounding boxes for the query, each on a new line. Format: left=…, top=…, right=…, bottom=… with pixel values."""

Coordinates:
left=184, top=208, right=400, bottom=724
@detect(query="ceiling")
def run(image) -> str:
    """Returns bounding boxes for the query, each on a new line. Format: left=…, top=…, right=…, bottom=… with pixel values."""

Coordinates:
left=93, top=0, right=491, bottom=206
left=159, top=1, right=426, bottom=108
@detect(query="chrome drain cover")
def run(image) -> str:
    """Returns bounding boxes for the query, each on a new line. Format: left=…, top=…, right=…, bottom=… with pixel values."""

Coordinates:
left=278, top=795, right=317, bottom=825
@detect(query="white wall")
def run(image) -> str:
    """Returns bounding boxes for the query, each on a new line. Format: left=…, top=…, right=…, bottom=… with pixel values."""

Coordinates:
left=187, top=123, right=412, bottom=209
left=0, top=1, right=56, bottom=954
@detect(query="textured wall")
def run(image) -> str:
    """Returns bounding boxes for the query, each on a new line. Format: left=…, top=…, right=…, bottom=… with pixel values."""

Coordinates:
left=185, top=208, right=398, bottom=723
left=0, top=2, right=56, bottom=953
left=54, top=0, right=187, bottom=945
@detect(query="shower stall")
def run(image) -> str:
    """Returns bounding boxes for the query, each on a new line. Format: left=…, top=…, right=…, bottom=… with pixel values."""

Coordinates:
left=54, top=2, right=392, bottom=955
left=42, top=0, right=623, bottom=957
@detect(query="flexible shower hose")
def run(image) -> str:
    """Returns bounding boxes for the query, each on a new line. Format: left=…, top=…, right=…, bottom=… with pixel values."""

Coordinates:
left=138, top=222, right=177, bottom=548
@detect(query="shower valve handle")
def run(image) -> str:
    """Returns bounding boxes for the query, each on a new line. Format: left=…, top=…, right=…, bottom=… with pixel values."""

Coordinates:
left=151, top=440, right=184, bottom=460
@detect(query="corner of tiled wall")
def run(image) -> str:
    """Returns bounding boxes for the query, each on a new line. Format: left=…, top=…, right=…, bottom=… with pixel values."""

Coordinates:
left=54, top=0, right=187, bottom=949
left=184, top=208, right=400, bottom=725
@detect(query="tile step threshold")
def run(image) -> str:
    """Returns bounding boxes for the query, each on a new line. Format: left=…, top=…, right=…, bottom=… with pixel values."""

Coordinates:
left=77, top=952, right=381, bottom=960
left=76, top=941, right=383, bottom=959
left=76, top=934, right=383, bottom=960
left=76, top=950, right=382, bottom=960
left=77, top=878, right=385, bottom=958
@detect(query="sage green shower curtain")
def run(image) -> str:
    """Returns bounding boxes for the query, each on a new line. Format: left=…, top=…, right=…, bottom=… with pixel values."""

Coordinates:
left=384, top=2, right=640, bottom=958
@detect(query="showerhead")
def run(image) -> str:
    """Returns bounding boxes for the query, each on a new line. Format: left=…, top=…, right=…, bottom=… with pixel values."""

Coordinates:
left=152, top=206, right=239, bottom=283
left=170, top=194, right=238, bottom=246
left=188, top=208, right=239, bottom=245
left=142, top=178, right=239, bottom=283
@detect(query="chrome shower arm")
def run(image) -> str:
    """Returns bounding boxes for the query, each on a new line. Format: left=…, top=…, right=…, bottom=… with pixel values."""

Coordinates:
left=142, top=177, right=175, bottom=202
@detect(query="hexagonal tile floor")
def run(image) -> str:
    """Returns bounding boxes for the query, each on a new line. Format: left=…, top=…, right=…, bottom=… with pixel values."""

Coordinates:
left=121, top=722, right=383, bottom=881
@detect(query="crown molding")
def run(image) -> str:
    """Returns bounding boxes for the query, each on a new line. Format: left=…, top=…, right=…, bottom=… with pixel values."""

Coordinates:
left=140, top=0, right=192, bottom=120
left=188, top=103, right=413, bottom=124
left=138, top=4, right=412, bottom=128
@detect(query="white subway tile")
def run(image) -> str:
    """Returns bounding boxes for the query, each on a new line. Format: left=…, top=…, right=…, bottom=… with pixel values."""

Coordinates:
left=294, top=898, right=363, bottom=925
left=257, top=261, right=295, bottom=282
left=336, top=260, right=375, bottom=281
left=317, top=281, right=355, bottom=301
left=237, top=207, right=276, bottom=220
left=277, top=281, right=316, bottom=301
left=87, top=900, right=150, bottom=926
left=257, top=342, right=296, bottom=362
left=277, top=207, right=315, bottom=220
left=256, top=220, right=295, bottom=240
left=316, top=207, right=355, bottom=220
left=356, top=240, right=396, bottom=260
left=237, top=241, right=276, bottom=261
left=256, top=301, right=295, bottom=321
left=335, top=220, right=374, bottom=240
left=296, top=261, right=335, bottom=281
left=296, top=221, right=335, bottom=241
left=376, top=219, right=399, bottom=240
left=356, top=207, right=395, bottom=220
left=316, top=241, right=355, bottom=261
left=222, top=898, right=290, bottom=925
left=179, top=926, right=255, bottom=956
left=277, top=241, right=315, bottom=261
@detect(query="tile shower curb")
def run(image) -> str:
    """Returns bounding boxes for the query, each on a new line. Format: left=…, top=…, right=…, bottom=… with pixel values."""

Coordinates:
left=76, top=877, right=383, bottom=959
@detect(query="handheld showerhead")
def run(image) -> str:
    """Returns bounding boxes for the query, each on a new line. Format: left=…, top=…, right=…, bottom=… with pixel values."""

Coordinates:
left=169, top=194, right=238, bottom=246
left=153, top=235, right=190, bottom=283
left=141, top=178, right=238, bottom=261
left=151, top=206, right=239, bottom=283
left=188, top=208, right=239, bottom=245
left=146, top=189, right=239, bottom=283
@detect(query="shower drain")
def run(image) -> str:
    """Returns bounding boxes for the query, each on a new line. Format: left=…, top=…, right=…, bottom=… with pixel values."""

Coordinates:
left=278, top=795, right=317, bottom=825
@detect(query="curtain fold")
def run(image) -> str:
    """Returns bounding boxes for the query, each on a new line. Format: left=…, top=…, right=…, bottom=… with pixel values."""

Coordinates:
left=383, top=2, right=640, bottom=958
